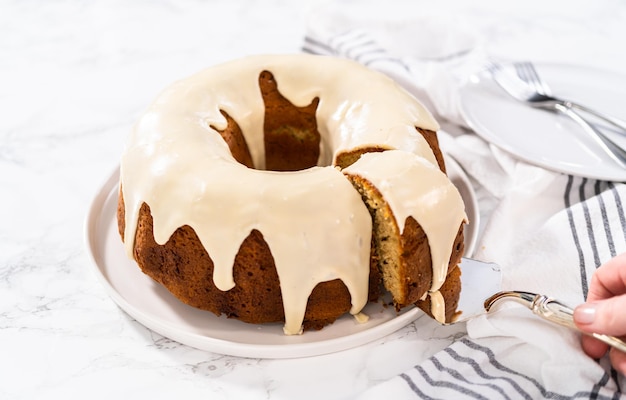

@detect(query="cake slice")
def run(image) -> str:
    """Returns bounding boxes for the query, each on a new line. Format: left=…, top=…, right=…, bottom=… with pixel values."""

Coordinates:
left=343, top=149, right=466, bottom=323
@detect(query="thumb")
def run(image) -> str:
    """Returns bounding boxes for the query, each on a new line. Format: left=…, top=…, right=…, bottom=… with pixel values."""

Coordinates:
left=574, top=295, right=626, bottom=337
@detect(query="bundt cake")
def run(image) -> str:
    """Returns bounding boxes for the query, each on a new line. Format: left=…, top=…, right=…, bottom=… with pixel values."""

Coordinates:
left=117, top=54, right=467, bottom=335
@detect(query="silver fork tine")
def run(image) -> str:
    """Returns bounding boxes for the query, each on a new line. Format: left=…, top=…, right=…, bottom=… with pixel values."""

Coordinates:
left=514, top=62, right=533, bottom=89
left=526, top=63, right=550, bottom=94
left=526, top=62, right=552, bottom=96
left=486, top=61, right=533, bottom=100
left=483, top=60, right=501, bottom=76
left=516, top=62, right=551, bottom=95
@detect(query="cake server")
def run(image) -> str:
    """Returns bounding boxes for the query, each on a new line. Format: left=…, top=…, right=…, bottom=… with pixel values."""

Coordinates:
left=453, top=257, right=502, bottom=321
left=484, top=290, right=626, bottom=352
left=453, top=258, right=626, bottom=353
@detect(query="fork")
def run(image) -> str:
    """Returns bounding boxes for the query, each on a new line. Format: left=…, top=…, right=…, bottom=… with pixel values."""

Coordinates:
left=514, top=62, right=626, bottom=135
left=488, top=62, right=626, bottom=169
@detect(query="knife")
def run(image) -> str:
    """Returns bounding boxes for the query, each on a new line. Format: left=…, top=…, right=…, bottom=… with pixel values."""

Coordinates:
left=455, top=258, right=626, bottom=353
left=536, top=97, right=626, bottom=137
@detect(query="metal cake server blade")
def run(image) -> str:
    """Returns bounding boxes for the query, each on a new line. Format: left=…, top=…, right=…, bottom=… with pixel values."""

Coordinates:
left=452, top=258, right=626, bottom=353
left=453, top=257, right=503, bottom=322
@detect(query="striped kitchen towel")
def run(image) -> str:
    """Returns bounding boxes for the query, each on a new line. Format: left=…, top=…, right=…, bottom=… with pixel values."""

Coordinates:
left=303, top=3, right=626, bottom=398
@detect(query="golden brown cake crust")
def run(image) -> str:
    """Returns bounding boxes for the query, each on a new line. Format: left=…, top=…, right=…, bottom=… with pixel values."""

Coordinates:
left=119, top=195, right=463, bottom=328
left=417, top=127, right=447, bottom=174
left=415, top=265, right=462, bottom=323
left=118, top=198, right=359, bottom=330
left=211, top=110, right=254, bottom=168
left=400, top=220, right=465, bottom=308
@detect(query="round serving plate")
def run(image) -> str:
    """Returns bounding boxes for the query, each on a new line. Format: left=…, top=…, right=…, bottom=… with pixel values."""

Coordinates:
left=84, top=160, right=478, bottom=358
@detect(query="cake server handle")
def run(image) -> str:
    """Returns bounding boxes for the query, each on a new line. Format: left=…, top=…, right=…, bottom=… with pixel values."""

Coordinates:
left=484, top=291, right=626, bottom=353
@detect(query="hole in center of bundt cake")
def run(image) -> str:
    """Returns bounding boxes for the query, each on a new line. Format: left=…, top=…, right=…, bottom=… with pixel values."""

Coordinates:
left=259, top=70, right=321, bottom=172
left=211, top=71, right=322, bottom=172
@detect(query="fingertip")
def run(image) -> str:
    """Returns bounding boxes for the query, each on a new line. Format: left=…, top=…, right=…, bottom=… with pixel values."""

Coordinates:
left=581, top=334, right=609, bottom=359
left=575, top=297, right=626, bottom=337
left=574, top=303, right=597, bottom=329
left=609, top=347, right=626, bottom=376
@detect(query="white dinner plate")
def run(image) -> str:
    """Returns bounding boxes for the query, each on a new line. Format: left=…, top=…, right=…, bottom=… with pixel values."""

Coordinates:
left=84, top=159, right=478, bottom=359
left=459, top=63, right=626, bottom=182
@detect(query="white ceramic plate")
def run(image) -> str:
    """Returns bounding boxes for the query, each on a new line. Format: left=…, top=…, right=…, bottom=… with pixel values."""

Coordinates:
left=84, top=160, right=478, bottom=359
left=459, top=63, right=626, bottom=181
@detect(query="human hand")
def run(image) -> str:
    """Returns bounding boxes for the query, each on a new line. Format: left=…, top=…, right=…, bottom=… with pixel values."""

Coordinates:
left=574, top=252, right=626, bottom=375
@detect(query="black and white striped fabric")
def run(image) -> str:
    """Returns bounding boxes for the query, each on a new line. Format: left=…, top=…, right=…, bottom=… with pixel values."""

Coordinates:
left=303, top=26, right=480, bottom=127
left=304, top=24, right=626, bottom=400
left=303, top=29, right=411, bottom=72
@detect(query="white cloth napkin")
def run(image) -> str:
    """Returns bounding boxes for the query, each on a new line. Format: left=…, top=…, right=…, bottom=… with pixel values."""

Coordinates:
left=304, top=1, right=486, bottom=127
left=304, top=1, right=626, bottom=398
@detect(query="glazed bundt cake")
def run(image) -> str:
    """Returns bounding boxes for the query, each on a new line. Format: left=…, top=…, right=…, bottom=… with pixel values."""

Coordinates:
left=117, top=54, right=467, bottom=335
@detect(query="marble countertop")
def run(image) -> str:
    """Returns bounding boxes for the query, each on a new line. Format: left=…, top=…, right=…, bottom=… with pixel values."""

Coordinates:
left=3, top=1, right=626, bottom=399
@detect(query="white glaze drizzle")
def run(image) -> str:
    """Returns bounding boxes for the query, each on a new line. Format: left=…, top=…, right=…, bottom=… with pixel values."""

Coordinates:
left=120, top=54, right=453, bottom=334
left=429, top=291, right=446, bottom=323
left=343, top=150, right=467, bottom=323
